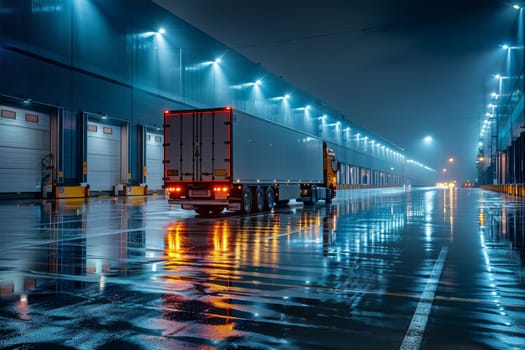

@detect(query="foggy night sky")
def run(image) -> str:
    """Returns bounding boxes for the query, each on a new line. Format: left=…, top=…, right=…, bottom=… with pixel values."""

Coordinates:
left=154, top=0, right=516, bottom=182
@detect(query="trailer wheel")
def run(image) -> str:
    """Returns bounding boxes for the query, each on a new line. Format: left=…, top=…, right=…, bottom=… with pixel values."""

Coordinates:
left=304, top=186, right=317, bottom=206
left=311, top=187, right=318, bottom=205
left=241, top=187, right=254, bottom=214
left=325, top=188, right=333, bottom=204
left=265, top=187, right=275, bottom=210
left=255, top=186, right=265, bottom=212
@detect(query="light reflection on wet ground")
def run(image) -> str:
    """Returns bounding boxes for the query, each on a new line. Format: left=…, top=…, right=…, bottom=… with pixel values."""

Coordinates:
left=0, top=188, right=524, bottom=349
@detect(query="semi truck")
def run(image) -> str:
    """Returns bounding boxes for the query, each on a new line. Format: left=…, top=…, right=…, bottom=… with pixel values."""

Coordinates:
left=163, top=107, right=338, bottom=215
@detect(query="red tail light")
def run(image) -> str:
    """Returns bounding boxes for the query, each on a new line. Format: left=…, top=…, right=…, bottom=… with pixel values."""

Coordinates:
left=213, top=186, right=229, bottom=193
left=166, top=185, right=183, bottom=193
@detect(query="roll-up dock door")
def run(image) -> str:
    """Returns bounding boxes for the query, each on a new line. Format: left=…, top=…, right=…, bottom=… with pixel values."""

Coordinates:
left=145, top=132, right=163, bottom=191
left=0, top=105, right=50, bottom=193
left=86, top=121, right=122, bottom=192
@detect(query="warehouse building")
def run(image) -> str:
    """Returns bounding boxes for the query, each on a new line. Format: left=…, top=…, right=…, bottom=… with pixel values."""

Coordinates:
left=0, top=0, right=436, bottom=199
left=477, top=7, right=525, bottom=192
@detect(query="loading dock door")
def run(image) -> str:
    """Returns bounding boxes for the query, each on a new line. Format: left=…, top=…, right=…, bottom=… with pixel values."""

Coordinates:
left=0, top=106, right=50, bottom=193
left=87, top=121, right=121, bottom=192
left=145, top=132, right=163, bottom=191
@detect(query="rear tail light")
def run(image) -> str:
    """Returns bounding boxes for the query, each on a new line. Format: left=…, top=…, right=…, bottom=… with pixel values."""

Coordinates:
left=166, top=185, right=183, bottom=194
left=213, top=186, right=229, bottom=193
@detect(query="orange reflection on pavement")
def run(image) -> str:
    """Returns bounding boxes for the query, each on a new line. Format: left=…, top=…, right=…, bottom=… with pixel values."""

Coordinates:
left=162, top=221, right=237, bottom=343
left=212, top=221, right=230, bottom=256
left=16, top=293, right=30, bottom=320
left=165, top=222, right=184, bottom=260
left=502, top=207, right=507, bottom=237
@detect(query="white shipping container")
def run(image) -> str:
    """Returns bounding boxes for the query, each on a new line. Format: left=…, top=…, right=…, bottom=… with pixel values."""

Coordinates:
left=164, top=108, right=324, bottom=185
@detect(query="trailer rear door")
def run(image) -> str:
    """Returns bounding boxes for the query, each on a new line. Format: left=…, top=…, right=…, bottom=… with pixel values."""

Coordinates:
left=164, top=109, right=231, bottom=183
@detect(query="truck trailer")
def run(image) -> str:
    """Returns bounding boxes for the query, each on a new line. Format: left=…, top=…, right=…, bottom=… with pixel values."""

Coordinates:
left=163, top=107, right=338, bottom=215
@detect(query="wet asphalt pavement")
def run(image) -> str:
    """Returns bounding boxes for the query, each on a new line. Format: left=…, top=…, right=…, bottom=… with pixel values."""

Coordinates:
left=0, top=187, right=524, bottom=349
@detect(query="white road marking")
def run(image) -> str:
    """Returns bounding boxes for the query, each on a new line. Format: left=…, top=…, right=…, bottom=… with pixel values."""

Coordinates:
left=400, top=246, right=448, bottom=350
left=264, top=229, right=302, bottom=240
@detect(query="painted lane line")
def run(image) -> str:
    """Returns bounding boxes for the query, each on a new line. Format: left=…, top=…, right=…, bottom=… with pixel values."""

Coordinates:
left=264, top=229, right=302, bottom=240
left=400, top=246, right=448, bottom=350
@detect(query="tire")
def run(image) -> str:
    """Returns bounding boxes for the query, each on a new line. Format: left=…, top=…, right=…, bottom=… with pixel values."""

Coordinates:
left=241, top=187, right=254, bottom=214
left=325, top=188, right=333, bottom=204
left=265, top=186, right=275, bottom=211
left=255, top=186, right=265, bottom=212
left=305, top=186, right=317, bottom=206
left=311, top=187, right=318, bottom=205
